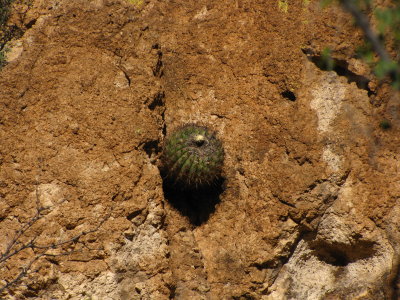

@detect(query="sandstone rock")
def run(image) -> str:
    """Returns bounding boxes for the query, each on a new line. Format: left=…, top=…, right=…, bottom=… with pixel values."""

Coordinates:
left=1, top=0, right=399, bottom=299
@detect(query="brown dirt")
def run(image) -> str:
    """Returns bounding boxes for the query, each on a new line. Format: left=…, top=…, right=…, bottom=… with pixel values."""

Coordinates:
left=1, top=0, right=400, bottom=299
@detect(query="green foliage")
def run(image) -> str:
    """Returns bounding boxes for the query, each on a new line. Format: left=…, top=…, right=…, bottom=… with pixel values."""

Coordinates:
left=356, top=41, right=374, bottom=64
left=379, top=119, right=392, bottom=130
left=325, top=0, right=400, bottom=90
left=375, top=6, right=400, bottom=39
left=318, top=47, right=335, bottom=71
left=374, top=59, right=398, bottom=79
left=373, top=4, right=400, bottom=88
left=161, top=124, right=224, bottom=189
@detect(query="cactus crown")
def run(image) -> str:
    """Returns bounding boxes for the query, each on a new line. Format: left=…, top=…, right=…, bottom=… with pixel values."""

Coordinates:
left=161, top=124, right=224, bottom=189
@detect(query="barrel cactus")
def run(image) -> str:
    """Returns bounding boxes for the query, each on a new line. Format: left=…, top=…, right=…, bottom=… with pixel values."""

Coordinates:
left=161, top=124, right=224, bottom=189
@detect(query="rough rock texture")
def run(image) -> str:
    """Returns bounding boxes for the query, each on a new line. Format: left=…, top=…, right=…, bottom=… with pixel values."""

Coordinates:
left=1, top=0, right=400, bottom=299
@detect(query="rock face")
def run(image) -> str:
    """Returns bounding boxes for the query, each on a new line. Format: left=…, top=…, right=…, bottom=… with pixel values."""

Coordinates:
left=1, top=0, right=400, bottom=299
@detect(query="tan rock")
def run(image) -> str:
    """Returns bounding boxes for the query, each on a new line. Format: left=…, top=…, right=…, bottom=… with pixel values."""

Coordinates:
left=1, top=0, right=399, bottom=299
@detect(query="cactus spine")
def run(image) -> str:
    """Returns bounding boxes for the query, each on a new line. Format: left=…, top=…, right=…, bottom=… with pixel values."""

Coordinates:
left=161, top=124, right=224, bottom=189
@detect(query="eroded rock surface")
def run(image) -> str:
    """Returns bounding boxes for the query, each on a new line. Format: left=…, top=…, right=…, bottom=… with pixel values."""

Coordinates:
left=1, top=0, right=400, bottom=299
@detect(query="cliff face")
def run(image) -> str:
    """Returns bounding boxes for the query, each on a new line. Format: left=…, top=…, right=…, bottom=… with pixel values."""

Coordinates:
left=1, top=0, right=400, bottom=299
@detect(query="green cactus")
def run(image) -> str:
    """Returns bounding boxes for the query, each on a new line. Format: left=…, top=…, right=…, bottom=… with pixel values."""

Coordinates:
left=161, top=124, right=224, bottom=189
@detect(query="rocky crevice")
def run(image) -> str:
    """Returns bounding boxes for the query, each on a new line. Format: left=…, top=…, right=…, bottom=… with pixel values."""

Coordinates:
left=1, top=0, right=400, bottom=299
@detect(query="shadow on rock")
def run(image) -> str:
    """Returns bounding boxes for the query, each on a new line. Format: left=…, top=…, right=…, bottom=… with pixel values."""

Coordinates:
left=162, top=178, right=225, bottom=226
